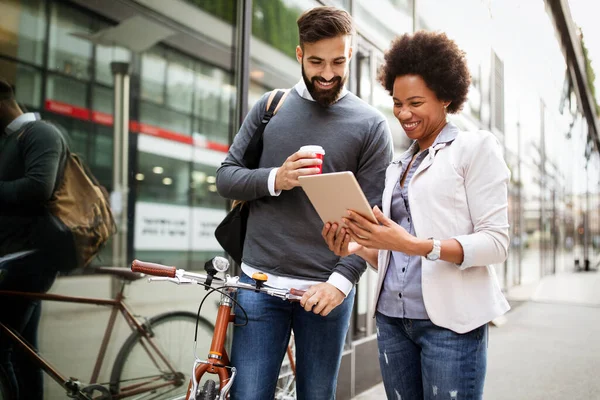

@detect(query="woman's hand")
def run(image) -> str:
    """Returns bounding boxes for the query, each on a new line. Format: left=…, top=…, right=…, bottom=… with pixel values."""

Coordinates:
left=343, top=206, right=418, bottom=255
left=322, top=223, right=364, bottom=257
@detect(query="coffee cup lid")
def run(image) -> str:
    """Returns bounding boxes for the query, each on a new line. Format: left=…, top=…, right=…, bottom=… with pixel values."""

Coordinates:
left=299, top=145, right=325, bottom=154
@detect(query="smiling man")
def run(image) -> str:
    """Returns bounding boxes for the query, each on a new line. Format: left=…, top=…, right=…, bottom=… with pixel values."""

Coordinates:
left=216, top=6, right=393, bottom=399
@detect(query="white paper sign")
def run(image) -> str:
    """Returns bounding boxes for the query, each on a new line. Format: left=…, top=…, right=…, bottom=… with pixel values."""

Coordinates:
left=134, top=202, right=225, bottom=251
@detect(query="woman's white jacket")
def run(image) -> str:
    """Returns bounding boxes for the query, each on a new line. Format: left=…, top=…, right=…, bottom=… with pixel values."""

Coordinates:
left=374, top=124, right=511, bottom=334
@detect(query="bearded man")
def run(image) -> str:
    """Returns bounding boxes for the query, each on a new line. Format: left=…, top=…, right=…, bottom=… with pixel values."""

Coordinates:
left=216, top=6, right=393, bottom=399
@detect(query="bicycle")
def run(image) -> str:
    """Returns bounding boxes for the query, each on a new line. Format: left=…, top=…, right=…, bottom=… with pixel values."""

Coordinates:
left=0, top=266, right=216, bottom=400
left=130, top=257, right=305, bottom=400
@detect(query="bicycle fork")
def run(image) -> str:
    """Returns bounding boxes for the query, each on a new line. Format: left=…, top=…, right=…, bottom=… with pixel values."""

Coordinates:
left=189, top=292, right=237, bottom=400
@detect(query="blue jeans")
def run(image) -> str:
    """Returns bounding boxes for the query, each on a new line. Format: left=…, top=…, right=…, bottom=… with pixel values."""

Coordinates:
left=376, top=312, right=488, bottom=400
left=230, top=273, right=355, bottom=400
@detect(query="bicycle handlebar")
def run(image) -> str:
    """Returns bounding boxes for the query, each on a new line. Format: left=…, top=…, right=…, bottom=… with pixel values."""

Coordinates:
left=131, top=260, right=176, bottom=277
left=131, top=259, right=306, bottom=301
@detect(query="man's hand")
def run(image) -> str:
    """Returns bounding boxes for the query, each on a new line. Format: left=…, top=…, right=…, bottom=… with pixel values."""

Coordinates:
left=322, top=223, right=364, bottom=257
left=300, top=282, right=345, bottom=316
left=275, top=150, right=322, bottom=191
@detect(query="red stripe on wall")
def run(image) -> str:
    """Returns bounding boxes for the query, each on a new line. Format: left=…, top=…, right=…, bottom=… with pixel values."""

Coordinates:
left=91, top=111, right=113, bottom=126
left=45, top=100, right=90, bottom=120
left=45, top=100, right=229, bottom=152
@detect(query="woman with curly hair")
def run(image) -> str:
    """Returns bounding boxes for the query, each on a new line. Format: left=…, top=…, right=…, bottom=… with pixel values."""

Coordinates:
left=322, top=31, right=510, bottom=399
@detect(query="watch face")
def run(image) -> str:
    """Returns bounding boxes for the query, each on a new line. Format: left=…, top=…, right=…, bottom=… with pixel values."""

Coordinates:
left=427, top=239, right=441, bottom=261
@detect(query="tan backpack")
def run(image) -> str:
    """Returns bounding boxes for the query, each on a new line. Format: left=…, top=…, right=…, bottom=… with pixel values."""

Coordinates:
left=18, top=121, right=116, bottom=270
left=49, top=151, right=117, bottom=269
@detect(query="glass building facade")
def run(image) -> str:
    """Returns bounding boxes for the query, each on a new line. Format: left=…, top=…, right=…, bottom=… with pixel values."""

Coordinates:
left=1, top=0, right=598, bottom=397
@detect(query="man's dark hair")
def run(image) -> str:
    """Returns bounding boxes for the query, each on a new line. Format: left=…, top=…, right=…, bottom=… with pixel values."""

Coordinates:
left=377, top=31, right=471, bottom=114
left=297, top=6, right=354, bottom=47
left=0, top=78, right=15, bottom=102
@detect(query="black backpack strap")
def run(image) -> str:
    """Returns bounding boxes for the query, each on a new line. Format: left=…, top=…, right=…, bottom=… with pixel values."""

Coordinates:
left=243, top=89, right=288, bottom=169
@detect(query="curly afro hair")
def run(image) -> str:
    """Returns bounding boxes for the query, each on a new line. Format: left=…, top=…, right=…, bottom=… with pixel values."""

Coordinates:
left=377, top=31, right=471, bottom=114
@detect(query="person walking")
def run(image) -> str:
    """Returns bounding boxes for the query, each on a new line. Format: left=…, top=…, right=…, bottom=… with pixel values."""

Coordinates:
left=216, top=6, right=393, bottom=399
left=323, top=31, right=510, bottom=400
left=0, top=78, right=70, bottom=399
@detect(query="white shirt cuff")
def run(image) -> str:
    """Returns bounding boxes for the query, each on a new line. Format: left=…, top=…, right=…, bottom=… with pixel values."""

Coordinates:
left=268, top=168, right=282, bottom=196
left=452, top=235, right=470, bottom=269
left=327, top=272, right=353, bottom=297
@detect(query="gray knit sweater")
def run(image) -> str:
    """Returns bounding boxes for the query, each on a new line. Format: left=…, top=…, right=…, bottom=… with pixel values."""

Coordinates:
left=216, top=89, right=393, bottom=284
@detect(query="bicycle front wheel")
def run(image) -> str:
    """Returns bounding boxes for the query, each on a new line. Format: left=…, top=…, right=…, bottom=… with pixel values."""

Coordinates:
left=109, top=311, right=214, bottom=400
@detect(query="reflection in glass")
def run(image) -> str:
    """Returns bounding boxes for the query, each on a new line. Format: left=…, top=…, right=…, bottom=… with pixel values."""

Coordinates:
left=355, top=0, right=413, bottom=49
left=194, top=64, right=233, bottom=143
left=141, top=51, right=167, bottom=104
left=137, top=152, right=190, bottom=206
left=0, top=59, right=42, bottom=108
left=252, top=0, right=312, bottom=59
left=183, top=0, right=237, bottom=24
left=92, top=85, right=113, bottom=114
left=95, top=44, right=131, bottom=86
left=48, top=3, right=93, bottom=79
left=166, top=52, right=194, bottom=113
left=0, top=0, right=46, bottom=65
left=191, top=164, right=225, bottom=209
left=140, top=101, right=191, bottom=134
left=93, top=130, right=113, bottom=170
left=46, top=74, right=87, bottom=106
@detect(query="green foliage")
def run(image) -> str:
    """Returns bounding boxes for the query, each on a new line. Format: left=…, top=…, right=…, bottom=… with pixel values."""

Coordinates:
left=580, top=31, right=600, bottom=116
left=252, top=0, right=301, bottom=59
left=183, top=0, right=301, bottom=60
left=185, top=0, right=237, bottom=24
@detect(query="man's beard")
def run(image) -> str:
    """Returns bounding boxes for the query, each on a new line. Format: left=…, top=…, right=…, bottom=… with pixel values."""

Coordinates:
left=302, top=63, right=347, bottom=107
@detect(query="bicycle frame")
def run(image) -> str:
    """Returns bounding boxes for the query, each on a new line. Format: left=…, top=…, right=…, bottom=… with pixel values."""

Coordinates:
left=0, top=280, right=184, bottom=399
left=131, top=258, right=304, bottom=400
left=187, top=291, right=236, bottom=400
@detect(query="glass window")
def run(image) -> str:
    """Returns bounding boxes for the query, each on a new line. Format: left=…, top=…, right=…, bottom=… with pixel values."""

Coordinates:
left=141, top=50, right=166, bottom=104
left=48, top=3, right=93, bottom=79
left=92, top=85, right=113, bottom=114
left=140, top=101, right=191, bottom=135
left=0, top=58, right=42, bottom=108
left=183, top=0, right=237, bottom=24
left=40, top=113, right=90, bottom=160
left=374, top=81, right=408, bottom=151
left=93, top=130, right=114, bottom=169
left=95, top=44, right=132, bottom=86
left=91, top=126, right=113, bottom=189
left=136, top=152, right=190, bottom=206
left=166, top=51, right=194, bottom=114
left=192, top=64, right=232, bottom=143
left=0, top=0, right=46, bottom=65
left=354, top=0, right=413, bottom=50
left=190, top=163, right=224, bottom=209
left=193, top=117, right=229, bottom=144
left=251, top=0, right=316, bottom=60
left=194, top=65, right=221, bottom=121
left=46, top=74, right=87, bottom=107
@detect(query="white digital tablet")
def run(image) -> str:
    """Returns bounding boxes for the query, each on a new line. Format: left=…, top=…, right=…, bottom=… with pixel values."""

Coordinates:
left=299, top=171, right=377, bottom=230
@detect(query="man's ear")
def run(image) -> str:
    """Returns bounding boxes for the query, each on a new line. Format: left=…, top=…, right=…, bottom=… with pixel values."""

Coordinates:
left=348, top=46, right=353, bottom=61
left=296, top=46, right=303, bottom=64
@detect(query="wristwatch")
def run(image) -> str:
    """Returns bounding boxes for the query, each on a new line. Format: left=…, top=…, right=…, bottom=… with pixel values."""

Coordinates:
left=426, top=238, right=441, bottom=261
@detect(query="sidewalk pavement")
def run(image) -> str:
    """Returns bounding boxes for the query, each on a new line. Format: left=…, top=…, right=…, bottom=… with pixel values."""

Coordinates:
left=352, top=267, right=600, bottom=399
